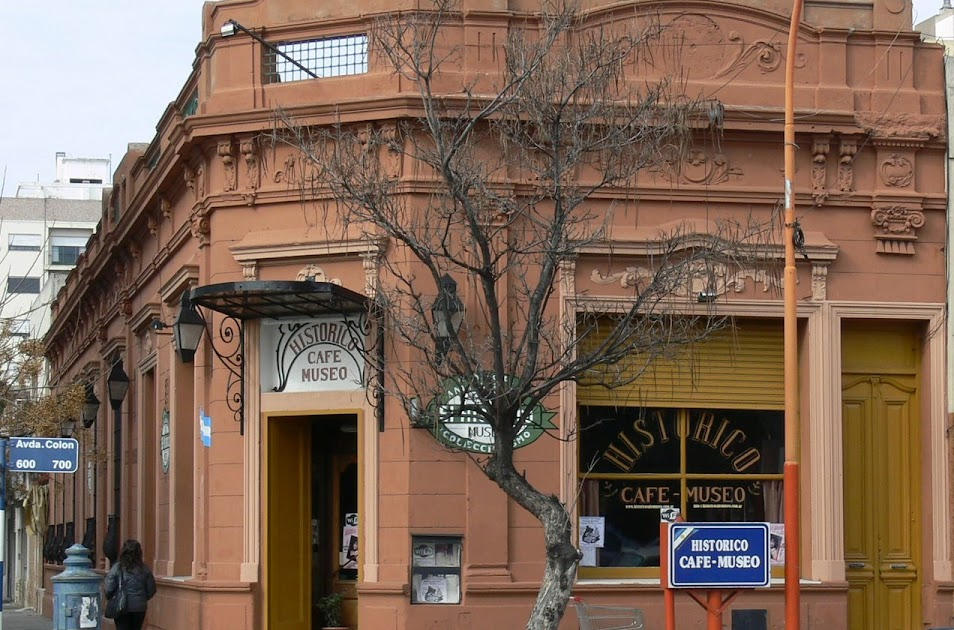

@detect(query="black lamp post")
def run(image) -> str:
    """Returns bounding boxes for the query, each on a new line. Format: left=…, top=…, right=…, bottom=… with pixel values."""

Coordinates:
left=107, top=362, right=129, bottom=409
left=431, top=274, right=464, bottom=362
left=105, top=359, right=128, bottom=565
left=82, top=385, right=100, bottom=428
left=174, top=291, right=206, bottom=363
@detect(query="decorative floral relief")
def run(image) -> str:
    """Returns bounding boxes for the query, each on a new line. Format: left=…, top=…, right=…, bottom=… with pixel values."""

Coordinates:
left=160, top=197, right=172, bottom=220
left=855, top=112, right=944, bottom=141
left=658, top=149, right=743, bottom=186
left=297, top=264, right=341, bottom=284
left=713, top=31, right=784, bottom=78
left=590, top=263, right=781, bottom=297
left=218, top=140, right=237, bottom=192
left=879, top=153, right=913, bottom=188
left=838, top=138, right=857, bottom=193
left=811, top=136, right=830, bottom=206
left=240, top=138, right=260, bottom=190
left=870, top=205, right=924, bottom=255
left=190, top=212, right=210, bottom=247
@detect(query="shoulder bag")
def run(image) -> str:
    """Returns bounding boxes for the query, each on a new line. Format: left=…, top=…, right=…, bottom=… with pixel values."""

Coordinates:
left=104, top=568, right=127, bottom=619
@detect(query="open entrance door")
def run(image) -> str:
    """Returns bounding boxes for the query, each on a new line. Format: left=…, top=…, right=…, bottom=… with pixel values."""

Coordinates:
left=267, top=414, right=359, bottom=630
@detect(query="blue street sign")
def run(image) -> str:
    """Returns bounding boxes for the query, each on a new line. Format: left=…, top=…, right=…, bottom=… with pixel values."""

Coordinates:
left=7, top=437, right=79, bottom=473
left=668, top=522, right=770, bottom=588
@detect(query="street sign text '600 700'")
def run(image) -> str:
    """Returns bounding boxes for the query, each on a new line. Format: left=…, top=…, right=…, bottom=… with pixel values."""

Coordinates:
left=8, top=438, right=78, bottom=473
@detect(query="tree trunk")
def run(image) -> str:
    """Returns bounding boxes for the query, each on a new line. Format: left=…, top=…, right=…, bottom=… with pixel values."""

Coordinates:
left=486, top=457, right=580, bottom=630
left=527, top=498, right=580, bottom=630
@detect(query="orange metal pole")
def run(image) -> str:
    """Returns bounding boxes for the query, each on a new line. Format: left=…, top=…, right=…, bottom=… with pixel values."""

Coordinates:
left=660, top=520, right=675, bottom=630
left=783, top=1, right=803, bottom=629
left=707, top=590, right=721, bottom=630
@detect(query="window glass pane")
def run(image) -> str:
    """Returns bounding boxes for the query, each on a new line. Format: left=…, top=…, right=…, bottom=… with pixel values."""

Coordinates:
left=581, top=479, right=677, bottom=568
left=265, top=34, right=368, bottom=83
left=685, top=480, right=782, bottom=523
left=8, top=233, right=41, bottom=250
left=51, top=246, right=83, bottom=265
left=579, top=406, right=679, bottom=474
left=685, top=409, right=783, bottom=474
left=7, top=277, right=40, bottom=294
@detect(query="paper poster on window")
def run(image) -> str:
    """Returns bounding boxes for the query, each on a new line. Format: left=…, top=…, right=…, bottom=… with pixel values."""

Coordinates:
left=770, top=523, right=785, bottom=565
left=434, top=542, right=460, bottom=567
left=413, top=573, right=460, bottom=604
left=579, top=516, right=605, bottom=548
left=412, top=541, right=436, bottom=567
left=580, top=546, right=598, bottom=567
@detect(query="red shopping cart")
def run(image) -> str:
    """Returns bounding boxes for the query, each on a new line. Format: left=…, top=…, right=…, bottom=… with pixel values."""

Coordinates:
left=571, top=597, right=645, bottom=630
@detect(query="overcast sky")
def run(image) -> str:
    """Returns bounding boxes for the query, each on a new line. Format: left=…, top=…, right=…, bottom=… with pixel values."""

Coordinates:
left=0, top=1, right=943, bottom=193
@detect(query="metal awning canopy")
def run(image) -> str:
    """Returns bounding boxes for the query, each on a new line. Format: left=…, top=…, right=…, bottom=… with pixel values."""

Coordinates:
left=189, top=280, right=368, bottom=320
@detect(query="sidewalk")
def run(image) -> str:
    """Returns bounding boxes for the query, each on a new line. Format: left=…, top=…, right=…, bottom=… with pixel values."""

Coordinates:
left=2, top=607, right=53, bottom=630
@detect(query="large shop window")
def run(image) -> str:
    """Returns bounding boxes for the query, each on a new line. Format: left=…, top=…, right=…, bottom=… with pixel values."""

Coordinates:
left=577, top=406, right=783, bottom=577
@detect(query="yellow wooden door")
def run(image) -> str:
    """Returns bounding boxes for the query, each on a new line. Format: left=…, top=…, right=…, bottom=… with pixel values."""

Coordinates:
left=843, top=375, right=920, bottom=630
left=267, top=418, right=312, bottom=630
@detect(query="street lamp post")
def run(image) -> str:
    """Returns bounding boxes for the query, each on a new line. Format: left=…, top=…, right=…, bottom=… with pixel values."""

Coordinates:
left=783, top=1, right=804, bottom=628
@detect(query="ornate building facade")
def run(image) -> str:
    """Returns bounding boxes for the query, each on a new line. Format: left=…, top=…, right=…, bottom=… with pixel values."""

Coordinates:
left=42, top=0, right=949, bottom=628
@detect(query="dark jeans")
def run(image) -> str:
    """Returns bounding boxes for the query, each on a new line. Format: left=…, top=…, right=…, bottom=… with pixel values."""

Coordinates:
left=115, top=611, right=146, bottom=630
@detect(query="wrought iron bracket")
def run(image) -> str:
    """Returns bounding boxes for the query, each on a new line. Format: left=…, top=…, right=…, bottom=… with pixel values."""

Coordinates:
left=194, top=305, right=246, bottom=435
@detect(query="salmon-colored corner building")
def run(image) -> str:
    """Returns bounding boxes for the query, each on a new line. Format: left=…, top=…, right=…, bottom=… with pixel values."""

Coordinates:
left=40, top=0, right=950, bottom=628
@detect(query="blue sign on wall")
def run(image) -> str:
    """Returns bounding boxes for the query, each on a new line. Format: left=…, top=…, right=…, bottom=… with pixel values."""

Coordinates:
left=668, top=522, right=770, bottom=588
left=8, top=437, right=79, bottom=474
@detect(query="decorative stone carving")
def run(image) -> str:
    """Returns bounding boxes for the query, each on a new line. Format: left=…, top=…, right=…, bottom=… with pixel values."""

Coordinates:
left=240, top=137, right=260, bottom=190
left=870, top=205, right=925, bottom=255
left=160, top=197, right=172, bottom=220
left=879, top=153, right=913, bottom=188
left=184, top=165, right=196, bottom=200
left=241, top=262, right=258, bottom=280
left=838, top=138, right=857, bottom=193
left=196, top=163, right=205, bottom=198
left=360, top=252, right=380, bottom=297
left=559, top=258, right=577, bottom=298
left=297, top=264, right=340, bottom=285
left=811, top=265, right=829, bottom=301
left=713, top=32, right=783, bottom=78
left=190, top=211, right=210, bottom=248
left=590, top=263, right=781, bottom=297
left=218, top=140, right=237, bottom=192
left=274, top=155, right=298, bottom=185
left=811, top=136, right=830, bottom=206
left=855, top=112, right=944, bottom=142
left=147, top=213, right=158, bottom=236
left=659, top=149, right=743, bottom=186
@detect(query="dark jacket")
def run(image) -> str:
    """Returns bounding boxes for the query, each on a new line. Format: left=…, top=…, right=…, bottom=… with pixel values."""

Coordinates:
left=105, top=564, right=156, bottom=614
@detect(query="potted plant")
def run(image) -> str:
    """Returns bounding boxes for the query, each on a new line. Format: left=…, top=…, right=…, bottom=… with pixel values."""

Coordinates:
left=317, top=592, right=348, bottom=630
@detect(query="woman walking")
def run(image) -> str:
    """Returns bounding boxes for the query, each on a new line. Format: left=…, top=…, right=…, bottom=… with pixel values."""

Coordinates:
left=105, top=539, right=157, bottom=630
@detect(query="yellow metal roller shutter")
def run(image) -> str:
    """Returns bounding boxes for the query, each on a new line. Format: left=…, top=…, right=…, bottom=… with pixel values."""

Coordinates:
left=577, top=318, right=783, bottom=410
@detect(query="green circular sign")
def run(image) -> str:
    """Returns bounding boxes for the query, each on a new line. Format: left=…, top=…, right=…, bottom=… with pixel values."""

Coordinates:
left=427, top=376, right=556, bottom=454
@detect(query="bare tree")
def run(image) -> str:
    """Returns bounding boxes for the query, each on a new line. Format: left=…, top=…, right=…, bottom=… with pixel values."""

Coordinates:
left=277, top=1, right=773, bottom=627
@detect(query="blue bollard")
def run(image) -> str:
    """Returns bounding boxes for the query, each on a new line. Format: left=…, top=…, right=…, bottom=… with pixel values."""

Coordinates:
left=52, top=544, right=103, bottom=629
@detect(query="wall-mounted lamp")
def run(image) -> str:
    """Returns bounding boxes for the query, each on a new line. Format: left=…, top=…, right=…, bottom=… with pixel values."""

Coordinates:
left=150, top=292, right=206, bottom=363
left=82, top=385, right=100, bottom=428
left=60, top=418, right=77, bottom=439
left=174, top=292, right=206, bottom=363
left=107, top=362, right=129, bottom=410
left=431, top=274, right=464, bottom=362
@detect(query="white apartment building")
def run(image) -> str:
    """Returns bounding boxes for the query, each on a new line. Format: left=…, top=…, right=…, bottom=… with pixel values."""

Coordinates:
left=15, top=153, right=110, bottom=202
